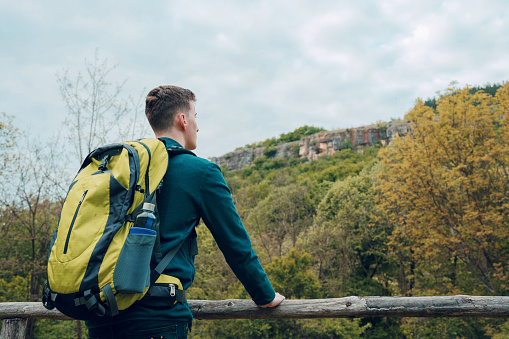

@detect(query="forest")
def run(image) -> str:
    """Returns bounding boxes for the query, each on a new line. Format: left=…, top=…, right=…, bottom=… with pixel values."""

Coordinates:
left=1, top=72, right=509, bottom=338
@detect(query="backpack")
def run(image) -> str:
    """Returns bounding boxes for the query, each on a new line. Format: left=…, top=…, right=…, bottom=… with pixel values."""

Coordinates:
left=42, top=138, right=193, bottom=320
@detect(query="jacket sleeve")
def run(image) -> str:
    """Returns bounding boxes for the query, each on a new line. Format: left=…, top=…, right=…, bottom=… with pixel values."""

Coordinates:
left=197, top=162, right=275, bottom=305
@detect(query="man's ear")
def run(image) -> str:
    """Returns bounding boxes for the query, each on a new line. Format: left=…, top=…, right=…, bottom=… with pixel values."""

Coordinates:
left=177, top=113, right=187, bottom=130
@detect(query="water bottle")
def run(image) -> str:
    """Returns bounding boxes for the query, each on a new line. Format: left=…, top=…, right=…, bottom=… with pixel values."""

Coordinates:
left=116, top=202, right=157, bottom=293
left=135, top=203, right=156, bottom=230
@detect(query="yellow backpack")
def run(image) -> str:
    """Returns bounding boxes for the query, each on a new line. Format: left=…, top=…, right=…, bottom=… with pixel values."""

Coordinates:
left=42, top=138, right=192, bottom=320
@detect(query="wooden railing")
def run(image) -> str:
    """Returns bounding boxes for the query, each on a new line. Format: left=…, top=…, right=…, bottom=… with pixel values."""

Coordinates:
left=2, top=296, right=509, bottom=338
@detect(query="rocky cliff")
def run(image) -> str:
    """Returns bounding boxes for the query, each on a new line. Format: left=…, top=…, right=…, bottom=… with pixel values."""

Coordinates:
left=210, top=121, right=411, bottom=171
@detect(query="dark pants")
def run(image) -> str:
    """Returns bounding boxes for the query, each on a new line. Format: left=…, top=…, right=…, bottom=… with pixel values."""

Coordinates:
left=87, top=320, right=190, bottom=339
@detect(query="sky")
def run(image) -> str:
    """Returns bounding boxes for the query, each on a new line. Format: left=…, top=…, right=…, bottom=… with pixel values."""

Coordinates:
left=1, top=0, right=508, bottom=159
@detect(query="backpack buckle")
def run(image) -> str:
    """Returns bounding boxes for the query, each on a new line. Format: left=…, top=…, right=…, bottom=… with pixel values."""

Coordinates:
left=42, top=280, right=55, bottom=310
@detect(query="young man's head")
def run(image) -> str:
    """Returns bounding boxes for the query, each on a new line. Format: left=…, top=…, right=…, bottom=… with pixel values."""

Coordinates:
left=145, top=85, right=198, bottom=150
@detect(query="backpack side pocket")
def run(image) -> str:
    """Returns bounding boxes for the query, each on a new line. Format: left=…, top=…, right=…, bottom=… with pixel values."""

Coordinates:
left=113, top=227, right=156, bottom=293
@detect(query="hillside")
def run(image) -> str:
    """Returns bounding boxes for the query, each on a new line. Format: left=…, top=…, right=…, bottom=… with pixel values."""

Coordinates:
left=210, top=120, right=411, bottom=170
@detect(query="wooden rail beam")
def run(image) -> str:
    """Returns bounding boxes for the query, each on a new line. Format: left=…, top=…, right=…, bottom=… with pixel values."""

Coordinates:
left=1, top=296, right=509, bottom=322
left=190, top=296, right=509, bottom=319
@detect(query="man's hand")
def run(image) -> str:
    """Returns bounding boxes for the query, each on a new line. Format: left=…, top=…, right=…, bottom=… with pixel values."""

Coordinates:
left=259, top=293, right=285, bottom=308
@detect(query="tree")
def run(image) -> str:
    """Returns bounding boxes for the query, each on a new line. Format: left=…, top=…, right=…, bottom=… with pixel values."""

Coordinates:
left=57, top=50, right=149, bottom=164
left=195, top=249, right=368, bottom=338
left=0, top=132, right=67, bottom=338
left=378, top=84, right=509, bottom=295
left=265, top=249, right=321, bottom=299
left=0, top=112, right=17, bottom=178
left=302, top=164, right=394, bottom=298
left=246, top=181, right=316, bottom=259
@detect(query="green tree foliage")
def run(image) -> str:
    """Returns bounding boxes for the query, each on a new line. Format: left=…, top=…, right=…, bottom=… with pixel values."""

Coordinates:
left=424, top=81, right=505, bottom=109
left=190, top=248, right=370, bottom=339
left=468, top=82, right=504, bottom=96
left=34, top=319, right=88, bottom=339
left=226, top=147, right=379, bottom=187
left=279, top=126, right=326, bottom=144
left=246, top=181, right=316, bottom=259
left=485, top=319, right=509, bottom=338
left=0, top=275, right=28, bottom=302
left=400, top=317, right=492, bottom=339
left=191, top=317, right=368, bottom=339
left=263, top=145, right=278, bottom=158
left=301, top=164, right=394, bottom=300
left=266, top=249, right=321, bottom=299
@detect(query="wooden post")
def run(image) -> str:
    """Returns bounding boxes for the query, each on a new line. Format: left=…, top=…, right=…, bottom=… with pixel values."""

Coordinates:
left=1, top=318, right=28, bottom=339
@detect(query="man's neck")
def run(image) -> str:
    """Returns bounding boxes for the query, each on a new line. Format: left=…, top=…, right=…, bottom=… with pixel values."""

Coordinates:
left=155, top=131, right=186, bottom=148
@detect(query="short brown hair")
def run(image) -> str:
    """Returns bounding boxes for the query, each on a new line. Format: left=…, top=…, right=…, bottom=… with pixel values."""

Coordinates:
left=145, top=85, right=196, bottom=132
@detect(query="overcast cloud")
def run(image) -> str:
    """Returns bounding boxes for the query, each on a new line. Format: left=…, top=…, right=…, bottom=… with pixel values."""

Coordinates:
left=1, top=0, right=508, bottom=159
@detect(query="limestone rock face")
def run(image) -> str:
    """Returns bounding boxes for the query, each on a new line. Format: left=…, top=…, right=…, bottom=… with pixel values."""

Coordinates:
left=210, top=121, right=411, bottom=171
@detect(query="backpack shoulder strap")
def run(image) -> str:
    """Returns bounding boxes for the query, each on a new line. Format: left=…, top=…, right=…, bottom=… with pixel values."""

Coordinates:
left=149, top=140, right=197, bottom=282
left=152, top=239, right=186, bottom=280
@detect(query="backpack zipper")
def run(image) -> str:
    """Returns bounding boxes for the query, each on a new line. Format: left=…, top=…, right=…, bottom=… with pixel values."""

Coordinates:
left=63, top=190, right=88, bottom=254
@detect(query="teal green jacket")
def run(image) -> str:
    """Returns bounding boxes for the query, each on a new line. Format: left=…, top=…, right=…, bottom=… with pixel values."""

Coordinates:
left=88, top=138, right=275, bottom=327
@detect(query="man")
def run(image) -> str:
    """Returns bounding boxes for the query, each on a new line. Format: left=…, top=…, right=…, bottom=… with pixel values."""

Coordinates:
left=86, top=86, right=284, bottom=338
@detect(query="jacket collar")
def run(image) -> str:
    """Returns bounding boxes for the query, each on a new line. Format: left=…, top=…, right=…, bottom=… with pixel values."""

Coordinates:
left=158, top=137, right=183, bottom=149
left=158, top=137, right=197, bottom=157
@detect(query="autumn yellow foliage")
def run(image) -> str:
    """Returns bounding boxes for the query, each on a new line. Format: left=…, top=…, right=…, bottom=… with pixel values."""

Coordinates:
left=378, top=84, right=509, bottom=295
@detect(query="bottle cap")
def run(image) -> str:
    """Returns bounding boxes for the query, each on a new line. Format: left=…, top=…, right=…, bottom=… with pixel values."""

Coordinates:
left=142, top=202, right=155, bottom=212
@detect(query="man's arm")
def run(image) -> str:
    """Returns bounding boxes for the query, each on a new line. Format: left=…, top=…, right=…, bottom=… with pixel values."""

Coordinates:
left=197, top=162, right=282, bottom=306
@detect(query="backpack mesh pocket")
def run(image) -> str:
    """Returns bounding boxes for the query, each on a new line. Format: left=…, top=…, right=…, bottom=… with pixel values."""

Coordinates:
left=113, top=227, right=156, bottom=293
